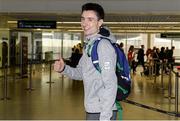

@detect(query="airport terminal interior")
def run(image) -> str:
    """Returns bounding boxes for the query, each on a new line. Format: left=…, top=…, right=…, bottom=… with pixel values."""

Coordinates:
left=1, top=0, right=180, bottom=120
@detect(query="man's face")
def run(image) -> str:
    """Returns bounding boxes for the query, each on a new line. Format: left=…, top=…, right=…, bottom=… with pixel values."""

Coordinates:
left=81, top=10, right=103, bottom=37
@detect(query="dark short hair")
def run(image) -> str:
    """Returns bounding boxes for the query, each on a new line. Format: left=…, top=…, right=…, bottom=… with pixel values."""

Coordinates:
left=81, top=3, right=105, bottom=20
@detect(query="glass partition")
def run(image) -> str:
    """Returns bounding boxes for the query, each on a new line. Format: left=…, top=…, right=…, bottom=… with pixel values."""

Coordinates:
left=152, top=33, right=180, bottom=63
left=41, top=31, right=82, bottom=60
left=62, top=32, right=82, bottom=59
left=115, top=33, right=147, bottom=60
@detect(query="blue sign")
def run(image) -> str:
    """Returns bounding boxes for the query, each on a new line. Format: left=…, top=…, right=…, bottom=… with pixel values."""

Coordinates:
left=17, top=20, right=57, bottom=29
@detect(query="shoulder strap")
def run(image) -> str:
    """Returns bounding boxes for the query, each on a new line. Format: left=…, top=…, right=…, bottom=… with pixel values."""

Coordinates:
left=91, top=38, right=101, bottom=72
left=91, top=37, right=112, bottom=73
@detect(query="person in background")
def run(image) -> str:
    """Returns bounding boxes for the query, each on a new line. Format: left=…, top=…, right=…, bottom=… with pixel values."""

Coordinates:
left=159, top=47, right=166, bottom=73
left=54, top=3, right=117, bottom=120
left=128, top=45, right=136, bottom=74
left=119, top=42, right=124, bottom=52
left=167, top=46, right=175, bottom=70
left=153, top=48, right=160, bottom=76
left=135, top=45, right=145, bottom=71
left=69, top=48, right=82, bottom=67
left=146, top=48, right=152, bottom=60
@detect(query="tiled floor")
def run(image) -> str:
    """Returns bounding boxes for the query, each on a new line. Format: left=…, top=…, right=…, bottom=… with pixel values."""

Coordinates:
left=0, top=64, right=180, bottom=120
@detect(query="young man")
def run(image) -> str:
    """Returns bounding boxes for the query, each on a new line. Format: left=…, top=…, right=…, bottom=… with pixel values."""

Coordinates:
left=54, top=3, right=117, bottom=120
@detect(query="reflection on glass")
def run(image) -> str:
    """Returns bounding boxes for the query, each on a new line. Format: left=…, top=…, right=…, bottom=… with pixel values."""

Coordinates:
left=115, top=33, right=147, bottom=55
left=42, top=31, right=81, bottom=60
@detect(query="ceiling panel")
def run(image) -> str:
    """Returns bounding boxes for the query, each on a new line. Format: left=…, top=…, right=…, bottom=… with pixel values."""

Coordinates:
left=1, top=13, right=180, bottom=32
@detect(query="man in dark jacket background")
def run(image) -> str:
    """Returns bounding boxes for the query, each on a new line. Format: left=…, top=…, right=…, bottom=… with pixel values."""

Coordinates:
left=136, top=45, right=145, bottom=71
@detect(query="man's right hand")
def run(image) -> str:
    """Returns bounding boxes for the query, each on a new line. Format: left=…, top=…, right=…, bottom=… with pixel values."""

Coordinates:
left=54, top=57, right=65, bottom=72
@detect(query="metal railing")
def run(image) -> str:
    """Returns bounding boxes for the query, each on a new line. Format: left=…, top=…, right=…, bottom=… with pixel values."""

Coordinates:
left=125, top=59, right=180, bottom=117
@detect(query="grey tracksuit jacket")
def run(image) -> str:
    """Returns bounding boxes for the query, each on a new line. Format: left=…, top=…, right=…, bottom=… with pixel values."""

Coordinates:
left=62, top=33, right=117, bottom=120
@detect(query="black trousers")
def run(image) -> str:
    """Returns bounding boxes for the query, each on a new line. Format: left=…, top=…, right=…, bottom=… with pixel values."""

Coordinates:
left=86, top=110, right=117, bottom=120
left=136, top=60, right=145, bottom=71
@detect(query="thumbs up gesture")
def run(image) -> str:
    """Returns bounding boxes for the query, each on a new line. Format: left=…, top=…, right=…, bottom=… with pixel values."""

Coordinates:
left=54, top=57, right=65, bottom=72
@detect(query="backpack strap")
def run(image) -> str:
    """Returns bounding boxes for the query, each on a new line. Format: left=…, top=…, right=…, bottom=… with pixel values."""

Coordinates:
left=91, top=37, right=102, bottom=73
left=90, top=37, right=112, bottom=73
left=116, top=101, right=123, bottom=120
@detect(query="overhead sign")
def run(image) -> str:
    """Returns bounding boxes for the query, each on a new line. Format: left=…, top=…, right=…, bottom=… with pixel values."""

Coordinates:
left=17, top=20, right=57, bottom=29
left=160, top=33, right=180, bottom=38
